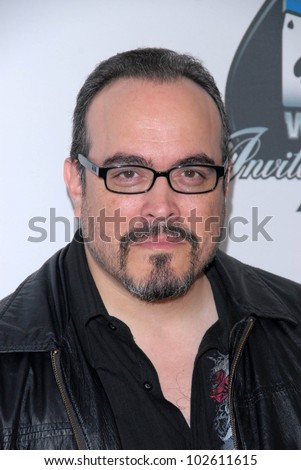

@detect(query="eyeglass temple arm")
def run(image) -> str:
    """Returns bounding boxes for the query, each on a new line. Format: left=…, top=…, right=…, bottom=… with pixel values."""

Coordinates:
left=78, top=154, right=100, bottom=176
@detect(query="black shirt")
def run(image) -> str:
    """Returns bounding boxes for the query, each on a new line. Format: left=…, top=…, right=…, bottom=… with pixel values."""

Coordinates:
left=65, top=234, right=233, bottom=449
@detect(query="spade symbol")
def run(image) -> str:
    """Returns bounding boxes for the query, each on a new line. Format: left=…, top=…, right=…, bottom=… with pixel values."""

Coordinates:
left=288, top=20, right=294, bottom=29
left=294, top=57, right=301, bottom=78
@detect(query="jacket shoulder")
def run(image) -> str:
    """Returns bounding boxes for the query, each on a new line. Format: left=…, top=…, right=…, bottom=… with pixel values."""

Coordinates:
left=214, top=250, right=301, bottom=321
left=0, top=245, right=70, bottom=351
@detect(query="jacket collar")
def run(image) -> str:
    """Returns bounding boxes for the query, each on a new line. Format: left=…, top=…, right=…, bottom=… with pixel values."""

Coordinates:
left=208, top=249, right=298, bottom=326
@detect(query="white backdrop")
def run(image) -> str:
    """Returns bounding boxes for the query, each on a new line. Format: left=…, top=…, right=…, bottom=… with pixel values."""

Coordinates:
left=1, top=0, right=300, bottom=298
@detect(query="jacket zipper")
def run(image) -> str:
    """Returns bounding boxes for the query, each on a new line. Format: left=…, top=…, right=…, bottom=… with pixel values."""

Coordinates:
left=228, top=317, right=255, bottom=450
left=51, top=349, right=86, bottom=450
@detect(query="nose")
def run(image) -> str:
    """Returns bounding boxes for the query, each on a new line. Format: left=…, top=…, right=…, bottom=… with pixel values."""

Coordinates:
left=140, top=175, right=181, bottom=220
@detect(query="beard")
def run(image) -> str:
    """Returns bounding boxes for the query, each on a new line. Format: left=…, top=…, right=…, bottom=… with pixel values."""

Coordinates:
left=80, top=202, right=224, bottom=302
left=119, top=252, right=197, bottom=302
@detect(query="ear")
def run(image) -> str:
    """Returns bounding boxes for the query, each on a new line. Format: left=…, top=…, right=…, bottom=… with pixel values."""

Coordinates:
left=64, top=157, right=83, bottom=217
left=224, top=160, right=232, bottom=198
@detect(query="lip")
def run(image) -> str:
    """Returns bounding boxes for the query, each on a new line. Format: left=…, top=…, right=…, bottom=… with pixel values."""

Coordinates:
left=132, top=236, right=185, bottom=249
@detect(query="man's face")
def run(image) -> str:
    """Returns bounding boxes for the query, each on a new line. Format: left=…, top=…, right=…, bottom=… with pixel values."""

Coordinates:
left=77, top=78, right=227, bottom=301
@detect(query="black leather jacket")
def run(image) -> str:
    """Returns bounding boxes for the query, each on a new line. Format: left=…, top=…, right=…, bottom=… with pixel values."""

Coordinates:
left=1, top=242, right=301, bottom=449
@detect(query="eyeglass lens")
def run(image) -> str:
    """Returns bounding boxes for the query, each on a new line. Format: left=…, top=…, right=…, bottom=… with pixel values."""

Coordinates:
left=106, top=165, right=218, bottom=194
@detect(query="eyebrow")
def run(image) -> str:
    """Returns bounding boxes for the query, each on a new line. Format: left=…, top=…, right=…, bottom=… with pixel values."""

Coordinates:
left=101, top=152, right=216, bottom=168
left=173, top=154, right=216, bottom=166
left=103, top=153, right=152, bottom=167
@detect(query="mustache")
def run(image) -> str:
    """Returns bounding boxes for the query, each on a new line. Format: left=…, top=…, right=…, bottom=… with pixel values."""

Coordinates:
left=119, top=219, right=199, bottom=249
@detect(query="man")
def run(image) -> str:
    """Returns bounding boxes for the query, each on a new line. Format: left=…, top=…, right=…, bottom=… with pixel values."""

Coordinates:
left=0, top=48, right=301, bottom=450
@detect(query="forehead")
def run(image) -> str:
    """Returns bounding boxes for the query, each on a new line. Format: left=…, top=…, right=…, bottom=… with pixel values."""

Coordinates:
left=85, top=77, right=223, bottom=164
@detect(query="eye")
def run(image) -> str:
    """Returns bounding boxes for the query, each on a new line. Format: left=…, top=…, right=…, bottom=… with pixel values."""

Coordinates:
left=171, top=165, right=214, bottom=191
left=180, top=167, right=210, bottom=182
left=110, top=168, right=140, bottom=181
left=182, top=169, right=205, bottom=179
left=114, top=169, right=138, bottom=179
left=107, top=166, right=151, bottom=190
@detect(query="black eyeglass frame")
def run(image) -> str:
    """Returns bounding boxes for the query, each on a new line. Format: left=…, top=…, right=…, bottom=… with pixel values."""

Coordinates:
left=78, top=153, right=228, bottom=195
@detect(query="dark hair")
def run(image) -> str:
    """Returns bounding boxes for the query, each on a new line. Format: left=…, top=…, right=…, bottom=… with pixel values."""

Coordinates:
left=70, top=47, right=230, bottom=184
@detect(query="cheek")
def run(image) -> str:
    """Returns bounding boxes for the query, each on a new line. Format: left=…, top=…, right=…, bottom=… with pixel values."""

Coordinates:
left=202, top=193, right=226, bottom=240
left=181, top=192, right=225, bottom=238
left=84, top=178, right=121, bottom=215
left=84, top=188, right=144, bottom=241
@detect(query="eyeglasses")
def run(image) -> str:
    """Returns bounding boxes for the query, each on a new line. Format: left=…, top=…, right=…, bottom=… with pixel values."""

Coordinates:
left=78, top=154, right=228, bottom=195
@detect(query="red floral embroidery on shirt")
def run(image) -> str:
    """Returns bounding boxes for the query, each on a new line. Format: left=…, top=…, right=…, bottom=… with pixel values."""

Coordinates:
left=210, top=370, right=229, bottom=403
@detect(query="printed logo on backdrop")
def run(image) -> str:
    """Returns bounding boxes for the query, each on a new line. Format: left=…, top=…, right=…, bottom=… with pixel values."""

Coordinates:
left=225, top=0, right=301, bottom=211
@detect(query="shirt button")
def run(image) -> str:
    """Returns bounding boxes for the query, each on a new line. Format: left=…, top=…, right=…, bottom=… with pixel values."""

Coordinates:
left=108, top=322, right=117, bottom=331
left=144, top=381, right=153, bottom=391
